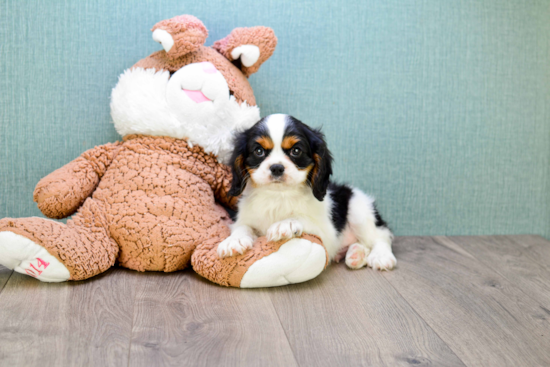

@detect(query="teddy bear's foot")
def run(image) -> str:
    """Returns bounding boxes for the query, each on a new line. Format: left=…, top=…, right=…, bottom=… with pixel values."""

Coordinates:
left=0, top=231, right=70, bottom=282
left=192, top=233, right=328, bottom=288
left=0, top=199, right=119, bottom=282
left=240, top=237, right=326, bottom=288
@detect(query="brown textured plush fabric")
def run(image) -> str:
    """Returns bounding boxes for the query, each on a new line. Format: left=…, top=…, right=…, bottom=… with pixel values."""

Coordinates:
left=33, top=143, right=122, bottom=219
left=2, top=135, right=236, bottom=278
left=213, top=27, right=278, bottom=77
left=151, top=15, right=208, bottom=60
left=133, top=46, right=257, bottom=106
left=192, top=234, right=328, bottom=287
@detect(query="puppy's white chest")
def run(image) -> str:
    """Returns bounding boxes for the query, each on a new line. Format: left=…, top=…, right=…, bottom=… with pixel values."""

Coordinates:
left=238, top=190, right=306, bottom=234
left=236, top=187, right=337, bottom=250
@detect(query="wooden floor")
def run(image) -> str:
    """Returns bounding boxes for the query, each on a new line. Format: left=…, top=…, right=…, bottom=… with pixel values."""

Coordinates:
left=0, top=235, right=549, bottom=367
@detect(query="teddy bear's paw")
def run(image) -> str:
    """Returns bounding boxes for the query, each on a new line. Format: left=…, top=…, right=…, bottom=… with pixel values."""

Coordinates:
left=266, top=219, right=303, bottom=242
left=240, top=237, right=326, bottom=288
left=0, top=231, right=70, bottom=282
left=345, top=243, right=371, bottom=270
left=366, top=243, right=397, bottom=271
left=217, top=234, right=255, bottom=258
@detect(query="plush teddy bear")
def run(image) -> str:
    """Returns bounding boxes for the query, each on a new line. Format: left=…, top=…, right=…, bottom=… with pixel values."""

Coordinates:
left=0, top=15, right=328, bottom=287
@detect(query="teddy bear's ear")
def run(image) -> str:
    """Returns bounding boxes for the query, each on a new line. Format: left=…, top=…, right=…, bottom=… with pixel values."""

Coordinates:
left=151, top=15, right=208, bottom=60
left=213, top=27, right=277, bottom=77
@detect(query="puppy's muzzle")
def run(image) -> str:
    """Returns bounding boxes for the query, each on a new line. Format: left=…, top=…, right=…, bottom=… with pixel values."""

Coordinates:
left=270, top=164, right=285, bottom=177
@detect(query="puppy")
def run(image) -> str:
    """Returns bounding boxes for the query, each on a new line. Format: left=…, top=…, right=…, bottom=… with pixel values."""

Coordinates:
left=217, top=114, right=396, bottom=270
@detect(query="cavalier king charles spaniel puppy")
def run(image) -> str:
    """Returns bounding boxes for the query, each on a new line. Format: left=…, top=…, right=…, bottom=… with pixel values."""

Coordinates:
left=217, top=114, right=396, bottom=271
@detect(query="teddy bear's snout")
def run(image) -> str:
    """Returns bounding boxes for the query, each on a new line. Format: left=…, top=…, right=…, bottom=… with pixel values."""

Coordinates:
left=167, top=62, right=230, bottom=106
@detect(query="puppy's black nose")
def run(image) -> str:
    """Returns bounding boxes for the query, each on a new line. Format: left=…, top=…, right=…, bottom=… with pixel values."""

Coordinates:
left=270, top=164, right=285, bottom=177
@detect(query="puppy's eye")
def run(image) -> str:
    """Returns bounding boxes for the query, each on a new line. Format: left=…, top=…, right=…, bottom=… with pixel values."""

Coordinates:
left=290, top=147, right=302, bottom=157
left=254, top=147, right=265, bottom=157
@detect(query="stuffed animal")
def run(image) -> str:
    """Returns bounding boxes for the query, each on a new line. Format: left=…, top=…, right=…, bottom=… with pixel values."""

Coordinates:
left=0, top=15, right=328, bottom=287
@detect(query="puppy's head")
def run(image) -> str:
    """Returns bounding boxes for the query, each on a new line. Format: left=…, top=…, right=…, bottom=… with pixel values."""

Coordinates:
left=229, top=114, right=333, bottom=200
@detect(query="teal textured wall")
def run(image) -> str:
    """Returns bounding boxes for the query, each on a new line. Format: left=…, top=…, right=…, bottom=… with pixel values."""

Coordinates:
left=0, top=0, right=548, bottom=238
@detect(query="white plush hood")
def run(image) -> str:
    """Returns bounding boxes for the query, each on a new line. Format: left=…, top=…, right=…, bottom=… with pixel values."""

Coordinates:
left=110, top=66, right=260, bottom=163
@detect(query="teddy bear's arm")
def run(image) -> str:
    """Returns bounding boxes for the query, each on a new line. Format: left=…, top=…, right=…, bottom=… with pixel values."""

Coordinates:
left=33, top=142, right=122, bottom=219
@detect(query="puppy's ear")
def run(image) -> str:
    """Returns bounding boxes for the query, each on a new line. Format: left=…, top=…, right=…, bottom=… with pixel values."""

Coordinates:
left=213, top=27, right=277, bottom=77
left=228, top=132, right=249, bottom=197
left=306, top=128, right=333, bottom=201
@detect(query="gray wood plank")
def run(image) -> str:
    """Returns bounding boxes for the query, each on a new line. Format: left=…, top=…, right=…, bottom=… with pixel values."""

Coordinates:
left=128, top=269, right=298, bottom=367
left=268, top=263, right=465, bottom=367
left=507, top=235, right=550, bottom=266
left=0, top=264, right=13, bottom=295
left=385, top=236, right=550, bottom=367
left=0, top=268, right=136, bottom=367
left=438, top=235, right=550, bottom=308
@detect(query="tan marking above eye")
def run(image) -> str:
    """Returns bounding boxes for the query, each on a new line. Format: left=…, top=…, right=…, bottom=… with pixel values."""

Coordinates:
left=282, top=136, right=300, bottom=150
left=256, top=136, right=274, bottom=150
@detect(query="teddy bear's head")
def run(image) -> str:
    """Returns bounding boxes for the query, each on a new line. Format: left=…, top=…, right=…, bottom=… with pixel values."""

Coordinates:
left=110, top=15, right=277, bottom=162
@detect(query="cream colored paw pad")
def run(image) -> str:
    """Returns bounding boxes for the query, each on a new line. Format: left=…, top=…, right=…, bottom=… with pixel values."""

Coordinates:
left=0, top=232, right=70, bottom=282
left=345, top=243, right=370, bottom=269
left=240, top=238, right=326, bottom=288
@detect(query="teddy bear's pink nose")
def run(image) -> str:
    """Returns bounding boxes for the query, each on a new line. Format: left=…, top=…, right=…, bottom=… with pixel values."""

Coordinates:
left=201, top=62, right=217, bottom=74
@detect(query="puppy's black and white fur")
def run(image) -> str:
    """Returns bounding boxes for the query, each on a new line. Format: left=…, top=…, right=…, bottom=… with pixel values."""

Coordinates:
left=217, top=114, right=396, bottom=270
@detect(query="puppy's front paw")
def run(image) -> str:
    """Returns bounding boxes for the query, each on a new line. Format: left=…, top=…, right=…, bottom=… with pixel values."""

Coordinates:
left=345, top=243, right=370, bottom=269
left=217, top=235, right=254, bottom=258
left=366, top=245, right=397, bottom=271
left=266, top=219, right=303, bottom=242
